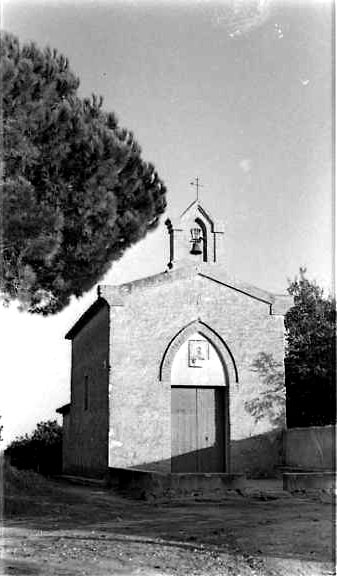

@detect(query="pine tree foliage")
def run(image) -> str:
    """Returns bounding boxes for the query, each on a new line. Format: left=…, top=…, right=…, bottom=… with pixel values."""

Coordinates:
left=1, top=33, right=167, bottom=313
left=285, top=268, right=336, bottom=427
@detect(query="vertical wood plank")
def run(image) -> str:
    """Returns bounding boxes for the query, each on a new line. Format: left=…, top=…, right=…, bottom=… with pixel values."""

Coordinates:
left=171, top=387, right=197, bottom=472
left=197, top=388, right=225, bottom=472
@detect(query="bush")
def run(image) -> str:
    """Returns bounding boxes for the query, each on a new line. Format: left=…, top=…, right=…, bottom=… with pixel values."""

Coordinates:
left=285, top=269, right=336, bottom=428
left=5, top=420, right=62, bottom=476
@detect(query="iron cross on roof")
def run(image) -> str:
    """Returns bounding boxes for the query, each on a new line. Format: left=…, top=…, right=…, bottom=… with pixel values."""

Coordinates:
left=190, top=177, right=204, bottom=201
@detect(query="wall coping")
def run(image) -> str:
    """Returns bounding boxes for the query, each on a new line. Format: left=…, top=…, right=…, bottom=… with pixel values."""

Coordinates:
left=100, top=263, right=292, bottom=312
left=285, top=425, right=336, bottom=433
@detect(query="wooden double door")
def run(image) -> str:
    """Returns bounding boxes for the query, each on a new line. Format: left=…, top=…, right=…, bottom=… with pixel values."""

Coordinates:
left=171, top=386, right=228, bottom=473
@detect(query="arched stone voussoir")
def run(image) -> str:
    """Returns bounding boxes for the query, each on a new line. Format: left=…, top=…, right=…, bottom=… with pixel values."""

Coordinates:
left=159, top=319, right=238, bottom=384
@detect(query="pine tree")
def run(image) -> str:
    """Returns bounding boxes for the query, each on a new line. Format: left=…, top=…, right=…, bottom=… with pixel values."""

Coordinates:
left=1, top=33, right=166, bottom=313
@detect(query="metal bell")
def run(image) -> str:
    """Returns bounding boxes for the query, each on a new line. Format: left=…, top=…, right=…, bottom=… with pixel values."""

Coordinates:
left=190, top=227, right=203, bottom=255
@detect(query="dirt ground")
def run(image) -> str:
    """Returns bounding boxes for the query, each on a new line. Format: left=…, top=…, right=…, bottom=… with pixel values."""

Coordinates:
left=2, top=470, right=335, bottom=576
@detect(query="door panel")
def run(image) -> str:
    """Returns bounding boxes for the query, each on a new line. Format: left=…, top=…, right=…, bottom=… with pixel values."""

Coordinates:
left=197, top=388, right=224, bottom=472
left=171, top=387, right=198, bottom=472
left=171, top=387, right=226, bottom=473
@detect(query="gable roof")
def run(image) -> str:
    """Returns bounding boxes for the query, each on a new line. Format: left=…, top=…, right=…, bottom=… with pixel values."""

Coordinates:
left=65, top=263, right=292, bottom=340
left=177, top=200, right=224, bottom=233
left=101, top=263, right=292, bottom=311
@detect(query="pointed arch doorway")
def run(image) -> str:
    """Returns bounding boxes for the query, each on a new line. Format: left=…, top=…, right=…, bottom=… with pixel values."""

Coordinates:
left=168, top=329, right=230, bottom=473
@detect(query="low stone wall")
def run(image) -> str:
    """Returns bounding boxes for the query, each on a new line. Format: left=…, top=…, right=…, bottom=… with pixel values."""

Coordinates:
left=284, top=425, right=335, bottom=471
left=231, top=429, right=284, bottom=478
left=108, top=468, right=245, bottom=499
left=283, top=471, right=335, bottom=493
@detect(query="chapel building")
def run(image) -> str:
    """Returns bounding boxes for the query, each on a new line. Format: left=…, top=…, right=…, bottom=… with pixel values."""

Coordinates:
left=57, top=198, right=292, bottom=478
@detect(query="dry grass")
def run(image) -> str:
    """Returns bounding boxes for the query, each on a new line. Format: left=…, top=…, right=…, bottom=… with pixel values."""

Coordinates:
left=2, top=457, right=333, bottom=576
left=2, top=457, right=80, bottom=516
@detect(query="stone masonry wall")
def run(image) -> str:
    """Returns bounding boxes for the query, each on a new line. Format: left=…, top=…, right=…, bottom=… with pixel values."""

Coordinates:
left=108, top=272, right=286, bottom=475
left=284, top=425, right=335, bottom=471
left=61, top=411, right=71, bottom=472
left=64, top=304, right=109, bottom=477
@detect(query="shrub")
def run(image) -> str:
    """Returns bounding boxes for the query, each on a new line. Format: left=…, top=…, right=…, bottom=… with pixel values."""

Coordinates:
left=5, top=420, right=62, bottom=476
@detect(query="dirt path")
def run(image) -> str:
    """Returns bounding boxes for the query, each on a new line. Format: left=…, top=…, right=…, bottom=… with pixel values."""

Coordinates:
left=2, top=476, right=335, bottom=576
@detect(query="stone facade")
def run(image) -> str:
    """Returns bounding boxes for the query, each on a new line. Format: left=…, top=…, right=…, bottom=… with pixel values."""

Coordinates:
left=62, top=302, right=110, bottom=476
left=59, top=200, right=292, bottom=478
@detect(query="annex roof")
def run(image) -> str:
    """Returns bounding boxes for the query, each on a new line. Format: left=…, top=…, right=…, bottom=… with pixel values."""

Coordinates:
left=65, top=297, right=108, bottom=340
left=56, top=403, right=71, bottom=415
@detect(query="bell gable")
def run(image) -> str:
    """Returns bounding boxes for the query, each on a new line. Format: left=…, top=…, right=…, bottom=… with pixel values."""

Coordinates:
left=165, top=200, right=225, bottom=269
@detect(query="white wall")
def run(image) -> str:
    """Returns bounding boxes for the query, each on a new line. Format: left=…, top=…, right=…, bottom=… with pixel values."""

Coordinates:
left=171, top=332, right=226, bottom=387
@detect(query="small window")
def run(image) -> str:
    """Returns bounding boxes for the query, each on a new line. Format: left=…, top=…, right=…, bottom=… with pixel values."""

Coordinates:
left=84, top=375, right=89, bottom=411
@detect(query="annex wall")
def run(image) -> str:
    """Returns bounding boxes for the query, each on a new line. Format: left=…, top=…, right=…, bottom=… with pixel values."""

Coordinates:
left=61, top=410, right=71, bottom=473
left=64, top=303, right=109, bottom=477
left=284, top=425, right=335, bottom=471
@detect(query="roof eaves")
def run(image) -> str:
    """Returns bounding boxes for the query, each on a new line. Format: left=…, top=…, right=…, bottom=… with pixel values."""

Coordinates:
left=116, top=266, right=194, bottom=293
left=198, top=270, right=275, bottom=306
left=56, top=403, right=71, bottom=415
left=65, top=297, right=108, bottom=340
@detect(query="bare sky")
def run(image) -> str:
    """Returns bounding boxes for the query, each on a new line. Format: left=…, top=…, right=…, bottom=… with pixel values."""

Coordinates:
left=1, top=0, right=333, bottom=445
